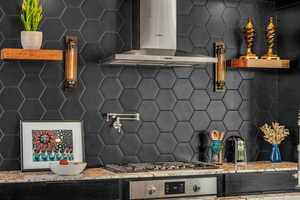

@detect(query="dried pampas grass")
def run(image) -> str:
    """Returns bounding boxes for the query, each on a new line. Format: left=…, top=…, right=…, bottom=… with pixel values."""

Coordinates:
left=260, top=122, right=289, bottom=144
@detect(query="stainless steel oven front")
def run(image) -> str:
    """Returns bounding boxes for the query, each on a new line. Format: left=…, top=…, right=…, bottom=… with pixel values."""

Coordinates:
left=129, top=177, right=217, bottom=199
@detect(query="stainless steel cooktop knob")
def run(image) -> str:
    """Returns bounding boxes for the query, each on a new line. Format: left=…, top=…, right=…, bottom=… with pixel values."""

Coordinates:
left=193, top=184, right=201, bottom=192
left=148, top=185, right=156, bottom=195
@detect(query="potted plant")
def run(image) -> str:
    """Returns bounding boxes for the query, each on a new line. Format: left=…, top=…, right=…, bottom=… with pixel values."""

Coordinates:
left=20, top=0, right=43, bottom=49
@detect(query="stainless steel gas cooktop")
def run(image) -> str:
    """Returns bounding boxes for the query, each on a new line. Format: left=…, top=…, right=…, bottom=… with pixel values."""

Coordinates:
left=105, top=162, right=219, bottom=173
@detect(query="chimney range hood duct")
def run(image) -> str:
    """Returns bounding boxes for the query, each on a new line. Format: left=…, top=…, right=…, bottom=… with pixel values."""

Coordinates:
left=103, top=0, right=217, bottom=67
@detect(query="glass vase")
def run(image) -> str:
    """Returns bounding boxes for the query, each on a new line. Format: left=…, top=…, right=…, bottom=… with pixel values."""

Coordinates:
left=270, top=144, right=282, bottom=163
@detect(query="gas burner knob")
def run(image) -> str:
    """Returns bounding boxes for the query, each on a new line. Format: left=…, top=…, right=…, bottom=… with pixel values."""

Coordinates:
left=148, top=185, right=157, bottom=195
left=193, top=184, right=201, bottom=192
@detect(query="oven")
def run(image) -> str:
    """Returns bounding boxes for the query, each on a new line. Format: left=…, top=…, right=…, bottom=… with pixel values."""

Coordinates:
left=124, top=176, right=217, bottom=199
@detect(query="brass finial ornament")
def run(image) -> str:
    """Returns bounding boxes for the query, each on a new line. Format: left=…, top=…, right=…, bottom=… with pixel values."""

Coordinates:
left=261, top=17, right=280, bottom=60
left=241, top=17, right=258, bottom=59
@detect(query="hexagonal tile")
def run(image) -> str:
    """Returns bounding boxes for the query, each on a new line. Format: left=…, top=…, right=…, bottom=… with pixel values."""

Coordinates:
left=0, top=88, right=23, bottom=111
left=20, top=100, right=44, bottom=120
left=81, top=90, right=104, bottom=110
left=62, top=8, right=85, bottom=30
left=81, top=63, right=104, bottom=89
left=224, top=0, right=240, bottom=7
left=85, top=134, right=103, bottom=157
left=156, top=69, right=176, bottom=89
left=138, top=101, right=159, bottom=121
left=64, top=0, right=85, bottom=7
left=100, top=124, right=123, bottom=145
left=20, top=76, right=45, bottom=99
left=173, top=79, right=193, bottom=99
left=224, top=29, right=239, bottom=49
left=189, top=6, right=210, bottom=26
left=238, top=1, right=258, bottom=18
left=226, top=70, right=243, bottom=89
left=61, top=100, right=84, bottom=120
left=190, top=25, right=210, bottom=47
left=174, top=122, right=194, bottom=142
left=120, top=89, right=141, bottom=111
left=41, top=88, right=65, bottom=110
left=174, top=101, right=193, bottom=121
left=190, top=68, right=210, bottom=89
left=101, top=10, right=124, bottom=32
left=101, top=78, right=123, bottom=99
left=120, top=134, right=142, bottom=156
left=42, top=110, right=63, bottom=120
left=174, top=143, right=193, bottom=162
left=0, top=136, right=20, bottom=159
left=174, top=67, right=193, bottom=78
left=239, top=79, right=252, bottom=100
left=192, top=0, right=207, bottom=6
left=82, top=43, right=104, bottom=63
left=0, top=111, right=21, bottom=134
left=157, top=111, right=177, bottom=132
left=224, top=111, right=243, bottom=131
left=81, top=0, right=104, bottom=18
left=207, top=101, right=226, bottom=120
left=206, top=17, right=226, bottom=37
left=223, top=90, right=242, bottom=110
left=41, top=19, right=66, bottom=40
left=156, top=90, right=177, bottom=110
left=100, top=145, right=123, bottom=164
left=207, top=80, right=226, bottom=100
left=206, top=0, right=225, bottom=16
left=44, top=0, right=66, bottom=17
left=82, top=111, right=104, bottom=133
left=81, top=20, right=103, bottom=42
left=178, top=0, right=193, bottom=15
left=222, top=7, right=240, bottom=28
left=138, top=67, right=159, bottom=78
left=122, top=120, right=141, bottom=133
left=119, top=68, right=141, bottom=89
left=138, top=122, right=160, bottom=144
left=100, top=100, right=123, bottom=113
left=191, top=111, right=210, bottom=131
left=239, top=101, right=251, bottom=120
left=100, top=32, right=124, bottom=57
left=178, top=37, right=194, bottom=52
left=138, top=79, right=159, bottom=99
left=0, top=16, right=22, bottom=39
left=138, top=144, right=159, bottom=162
left=208, top=121, right=226, bottom=132
left=1, top=1, right=19, bottom=15
left=157, top=133, right=177, bottom=154
left=190, top=90, right=210, bottom=110
left=0, top=62, right=24, bottom=87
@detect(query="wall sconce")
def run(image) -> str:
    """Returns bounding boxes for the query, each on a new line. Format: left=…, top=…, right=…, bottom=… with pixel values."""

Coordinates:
left=214, top=43, right=226, bottom=92
left=65, top=36, right=78, bottom=90
left=104, top=113, right=140, bottom=133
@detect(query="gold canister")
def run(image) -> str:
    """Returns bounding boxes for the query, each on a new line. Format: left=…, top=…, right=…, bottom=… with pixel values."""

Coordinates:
left=240, top=17, right=258, bottom=59
left=261, top=17, right=280, bottom=60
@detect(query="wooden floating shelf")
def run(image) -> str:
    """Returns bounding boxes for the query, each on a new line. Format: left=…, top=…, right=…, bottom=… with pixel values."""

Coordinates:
left=1, top=48, right=63, bottom=61
left=231, top=58, right=290, bottom=69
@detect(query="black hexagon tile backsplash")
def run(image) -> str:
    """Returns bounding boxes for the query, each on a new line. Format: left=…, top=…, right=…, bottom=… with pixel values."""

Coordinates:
left=0, top=0, right=279, bottom=170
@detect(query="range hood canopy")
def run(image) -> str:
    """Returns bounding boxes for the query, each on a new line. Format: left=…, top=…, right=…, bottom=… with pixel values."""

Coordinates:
left=103, top=0, right=217, bottom=67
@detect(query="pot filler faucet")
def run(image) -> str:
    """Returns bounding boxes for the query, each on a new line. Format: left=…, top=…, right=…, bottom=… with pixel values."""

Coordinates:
left=104, top=113, right=140, bottom=133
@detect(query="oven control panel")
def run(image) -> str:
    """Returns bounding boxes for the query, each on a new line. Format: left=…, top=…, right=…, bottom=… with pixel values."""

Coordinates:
left=129, top=177, right=217, bottom=199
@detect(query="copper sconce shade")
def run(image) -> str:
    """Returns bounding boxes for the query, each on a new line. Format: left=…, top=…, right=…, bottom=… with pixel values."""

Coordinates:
left=215, top=43, right=226, bottom=92
left=65, top=36, right=78, bottom=90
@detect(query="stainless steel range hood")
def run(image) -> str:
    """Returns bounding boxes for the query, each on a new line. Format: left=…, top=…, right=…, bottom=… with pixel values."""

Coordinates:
left=103, top=0, right=217, bottom=67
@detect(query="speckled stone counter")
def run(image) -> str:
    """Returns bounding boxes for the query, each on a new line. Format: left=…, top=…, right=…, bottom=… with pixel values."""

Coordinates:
left=0, top=162, right=296, bottom=184
left=173, top=192, right=300, bottom=199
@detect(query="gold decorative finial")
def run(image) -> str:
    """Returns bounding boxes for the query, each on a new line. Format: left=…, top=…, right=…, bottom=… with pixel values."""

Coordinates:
left=241, top=17, right=258, bottom=59
left=261, top=17, right=280, bottom=60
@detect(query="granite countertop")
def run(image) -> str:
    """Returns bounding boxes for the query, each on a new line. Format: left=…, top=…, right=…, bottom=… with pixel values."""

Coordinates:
left=172, top=192, right=300, bottom=199
left=0, top=162, right=296, bottom=184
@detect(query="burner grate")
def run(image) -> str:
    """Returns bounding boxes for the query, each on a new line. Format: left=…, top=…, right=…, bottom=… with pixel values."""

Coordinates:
left=105, top=162, right=219, bottom=173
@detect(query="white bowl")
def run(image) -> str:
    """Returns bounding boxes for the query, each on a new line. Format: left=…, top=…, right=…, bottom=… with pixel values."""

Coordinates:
left=49, top=162, right=87, bottom=176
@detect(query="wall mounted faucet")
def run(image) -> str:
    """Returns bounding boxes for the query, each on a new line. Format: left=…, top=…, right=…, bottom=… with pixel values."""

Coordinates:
left=104, top=113, right=140, bottom=133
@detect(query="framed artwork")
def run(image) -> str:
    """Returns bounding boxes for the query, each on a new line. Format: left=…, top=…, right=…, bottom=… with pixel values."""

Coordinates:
left=20, top=120, right=85, bottom=171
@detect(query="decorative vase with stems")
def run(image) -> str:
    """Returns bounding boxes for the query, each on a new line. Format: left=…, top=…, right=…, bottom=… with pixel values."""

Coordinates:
left=20, top=0, right=43, bottom=49
left=260, top=122, right=289, bottom=163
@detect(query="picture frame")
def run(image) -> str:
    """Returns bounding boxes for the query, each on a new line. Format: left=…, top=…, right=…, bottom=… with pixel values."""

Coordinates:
left=20, top=120, right=85, bottom=171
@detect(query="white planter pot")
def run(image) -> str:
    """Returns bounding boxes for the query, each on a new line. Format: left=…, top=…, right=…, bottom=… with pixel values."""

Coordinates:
left=21, top=31, right=43, bottom=49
